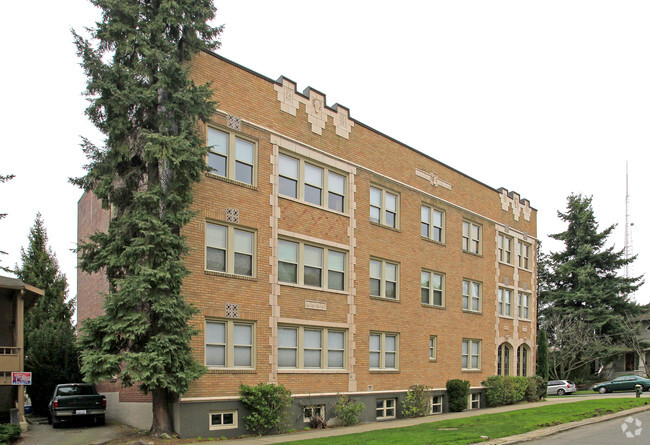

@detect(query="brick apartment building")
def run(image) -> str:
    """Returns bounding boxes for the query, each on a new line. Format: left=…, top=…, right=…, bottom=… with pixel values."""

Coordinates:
left=77, top=51, right=537, bottom=438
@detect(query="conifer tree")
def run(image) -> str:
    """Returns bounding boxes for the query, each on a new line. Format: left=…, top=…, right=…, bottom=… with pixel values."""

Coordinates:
left=15, top=213, right=81, bottom=415
left=540, top=194, right=644, bottom=337
left=72, top=0, right=222, bottom=435
left=536, top=329, right=549, bottom=381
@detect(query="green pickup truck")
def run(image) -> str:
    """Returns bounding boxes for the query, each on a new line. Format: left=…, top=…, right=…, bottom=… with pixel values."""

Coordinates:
left=48, top=383, right=106, bottom=428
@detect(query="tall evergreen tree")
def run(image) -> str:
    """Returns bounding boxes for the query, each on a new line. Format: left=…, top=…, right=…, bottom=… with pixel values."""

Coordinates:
left=536, top=329, right=549, bottom=381
left=72, top=0, right=222, bottom=435
left=15, top=213, right=81, bottom=415
left=540, top=194, right=643, bottom=336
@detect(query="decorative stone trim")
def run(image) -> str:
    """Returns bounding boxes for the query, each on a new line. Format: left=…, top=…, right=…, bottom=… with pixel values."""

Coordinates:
left=225, top=208, right=239, bottom=224
left=227, top=114, right=241, bottom=131
left=415, top=168, right=452, bottom=190
left=225, top=303, right=239, bottom=319
left=499, top=188, right=532, bottom=221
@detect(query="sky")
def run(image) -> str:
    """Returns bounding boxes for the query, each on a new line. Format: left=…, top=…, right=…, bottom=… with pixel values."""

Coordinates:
left=1, top=0, right=648, bottom=306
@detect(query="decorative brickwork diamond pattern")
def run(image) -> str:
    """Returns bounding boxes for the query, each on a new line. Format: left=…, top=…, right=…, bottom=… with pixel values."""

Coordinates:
left=226, top=208, right=240, bottom=223
left=225, top=303, right=239, bottom=319
left=227, top=114, right=241, bottom=131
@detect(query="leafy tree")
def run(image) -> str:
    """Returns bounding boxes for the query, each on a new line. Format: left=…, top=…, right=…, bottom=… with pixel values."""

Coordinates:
left=72, top=0, right=222, bottom=435
left=0, top=174, right=15, bottom=272
left=618, top=314, right=650, bottom=377
left=15, top=213, right=81, bottom=415
left=536, top=328, right=549, bottom=381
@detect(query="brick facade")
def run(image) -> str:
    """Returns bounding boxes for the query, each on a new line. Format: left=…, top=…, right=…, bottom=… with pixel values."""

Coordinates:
left=78, top=51, right=537, bottom=438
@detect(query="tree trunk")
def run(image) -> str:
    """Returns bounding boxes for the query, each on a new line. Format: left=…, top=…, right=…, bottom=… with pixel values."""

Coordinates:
left=150, top=387, right=173, bottom=436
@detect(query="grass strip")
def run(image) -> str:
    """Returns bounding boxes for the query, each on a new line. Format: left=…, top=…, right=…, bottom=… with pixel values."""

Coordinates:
left=286, top=398, right=649, bottom=445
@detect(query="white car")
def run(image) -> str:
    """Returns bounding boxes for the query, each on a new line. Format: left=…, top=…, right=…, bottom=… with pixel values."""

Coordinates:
left=547, top=379, right=577, bottom=395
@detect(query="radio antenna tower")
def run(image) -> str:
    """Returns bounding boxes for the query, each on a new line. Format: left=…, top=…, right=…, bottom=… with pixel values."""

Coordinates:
left=624, top=161, right=634, bottom=293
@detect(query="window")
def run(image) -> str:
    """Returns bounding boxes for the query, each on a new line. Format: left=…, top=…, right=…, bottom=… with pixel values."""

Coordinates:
left=517, top=345, right=529, bottom=376
left=369, top=332, right=398, bottom=370
left=518, top=292, right=530, bottom=319
left=429, top=336, right=437, bottom=361
left=518, top=242, right=530, bottom=269
left=498, top=288, right=513, bottom=316
left=209, top=410, right=238, bottom=430
left=497, top=343, right=512, bottom=376
left=376, top=399, right=396, bottom=419
left=303, top=405, right=325, bottom=422
left=279, top=154, right=347, bottom=212
left=462, top=339, right=481, bottom=370
left=370, top=259, right=399, bottom=300
left=462, top=279, right=481, bottom=312
left=469, top=393, right=480, bottom=409
left=205, top=320, right=254, bottom=368
left=206, top=222, right=255, bottom=277
left=277, top=326, right=346, bottom=369
left=207, top=127, right=255, bottom=185
left=498, top=234, right=513, bottom=264
left=430, top=395, right=443, bottom=414
left=370, top=186, right=399, bottom=228
left=278, top=240, right=346, bottom=291
left=421, top=270, right=444, bottom=306
left=462, top=221, right=481, bottom=254
left=421, top=205, right=444, bottom=242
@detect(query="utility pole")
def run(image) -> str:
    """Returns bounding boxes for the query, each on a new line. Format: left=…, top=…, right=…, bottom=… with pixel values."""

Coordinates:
left=624, top=161, right=634, bottom=295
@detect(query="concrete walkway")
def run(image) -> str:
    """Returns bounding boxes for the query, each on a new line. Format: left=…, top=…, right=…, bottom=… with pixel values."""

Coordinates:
left=197, top=394, right=650, bottom=445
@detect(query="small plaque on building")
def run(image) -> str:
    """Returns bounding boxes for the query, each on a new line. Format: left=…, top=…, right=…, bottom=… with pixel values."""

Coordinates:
left=305, top=300, right=327, bottom=311
left=11, top=372, right=31, bottom=385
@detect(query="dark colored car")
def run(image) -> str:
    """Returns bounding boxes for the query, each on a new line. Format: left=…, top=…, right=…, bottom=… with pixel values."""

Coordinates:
left=48, top=383, right=106, bottom=428
left=592, top=375, right=650, bottom=394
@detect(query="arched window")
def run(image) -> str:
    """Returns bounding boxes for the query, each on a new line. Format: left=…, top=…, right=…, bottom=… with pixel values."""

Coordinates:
left=517, top=344, right=530, bottom=376
left=497, top=343, right=512, bottom=376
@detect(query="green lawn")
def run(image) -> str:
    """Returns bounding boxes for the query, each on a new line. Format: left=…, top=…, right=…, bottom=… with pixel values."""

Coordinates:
left=286, top=399, right=648, bottom=445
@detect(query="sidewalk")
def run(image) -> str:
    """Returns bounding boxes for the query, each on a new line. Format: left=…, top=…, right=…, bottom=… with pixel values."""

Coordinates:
left=190, top=394, right=650, bottom=445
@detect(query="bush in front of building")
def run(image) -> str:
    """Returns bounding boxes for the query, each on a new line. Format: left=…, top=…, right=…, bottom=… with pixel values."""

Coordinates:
left=525, top=375, right=547, bottom=402
left=401, top=384, right=431, bottom=418
left=332, top=395, right=365, bottom=426
left=239, top=383, right=293, bottom=436
left=484, top=376, right=529, bottom=406
left=446, top=379, right=471, bottom=412
left=0, top=424, right=21, bottom=445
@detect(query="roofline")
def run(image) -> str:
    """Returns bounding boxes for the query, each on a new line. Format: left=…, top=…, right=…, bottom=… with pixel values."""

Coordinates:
left=200, top=49, right=537, bottom=211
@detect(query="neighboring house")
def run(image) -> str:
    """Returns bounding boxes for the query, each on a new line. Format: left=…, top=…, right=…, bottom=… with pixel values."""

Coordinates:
left=0, top=276, right=43, bottom=428
left=77, top=52, right=538, bottom=438
left=600, top=309, right=650, bottom=379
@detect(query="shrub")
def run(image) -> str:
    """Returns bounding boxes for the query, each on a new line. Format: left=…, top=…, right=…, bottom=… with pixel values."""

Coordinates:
left=239, top=383, right=293, bottom=436
left=332, top=395, right=365, bottom=426
left=401, top=384, right=430, bottom=418
left=484, top=376, right=529, bottom=406
left=446, top=379, right=470, bottom=412
left=525, top=375, right=547, bottom=402
left=0, top=424, right=20, bottom=445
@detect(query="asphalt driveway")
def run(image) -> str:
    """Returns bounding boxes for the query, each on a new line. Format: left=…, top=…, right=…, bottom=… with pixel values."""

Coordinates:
left=17, top=417, right=129, bottom=445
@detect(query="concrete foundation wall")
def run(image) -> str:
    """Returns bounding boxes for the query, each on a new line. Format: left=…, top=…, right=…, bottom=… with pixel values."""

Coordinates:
left=103, top=391, right=152, bottom=431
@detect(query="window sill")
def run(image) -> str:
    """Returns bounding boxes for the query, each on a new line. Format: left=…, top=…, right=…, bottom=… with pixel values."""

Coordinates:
left=369, top=369, right=400, bottom=374
left=279, top=281, right=348, bottom=295
left=204, top=270, right=257, bottom=281
left=498, top=315, right=515, bottom=320
left=278, top=369, right=349, bottom=374
left=376, top=416, right=396, bottom=421
left=429, top=358, right=437, bottom=363
left=421, top=236, right=445, bottom=246
left=461, top=369, right=482, bottom=373
left=462, top=250, right=483, bottom=258
left=498, top=261, right=515, bottom=268
left=370, top=296, right=400, bottom=303
left=206, top=172, right=258, bottom=190
left=206, top=368, right=256, bottom=374
left=462, top=309, right=483, bottom=315
left=369, top=221, right=401, bottom=232
left=421, top=303, right=445, bottom=310
left=278, top=194, right=349, bottom=217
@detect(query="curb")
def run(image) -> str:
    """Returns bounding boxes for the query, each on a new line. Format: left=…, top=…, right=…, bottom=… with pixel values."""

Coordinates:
left=483, top=403, right=650, bottom=444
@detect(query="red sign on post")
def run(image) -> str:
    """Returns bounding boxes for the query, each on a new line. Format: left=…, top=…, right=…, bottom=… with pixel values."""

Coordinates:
left=11, top=372, right=32, bottom=385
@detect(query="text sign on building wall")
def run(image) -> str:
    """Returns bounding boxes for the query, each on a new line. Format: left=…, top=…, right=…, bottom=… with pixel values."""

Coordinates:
left=11, top=372, right=32, bottom=385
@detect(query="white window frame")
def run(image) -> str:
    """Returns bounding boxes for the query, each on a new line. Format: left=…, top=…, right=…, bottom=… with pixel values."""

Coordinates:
left=205, top=319, right=255, bottom=369
left=375, top=398, right=397, bottom=419
left=303, top=404, right=326, bottom=422
left=498, top=288, right=513, bottom=317
left=518, top=292, right=530, bottom=319
left=518, top=242, right=531, bottom=270
left=429, top=335, right=437, bottom=361
left=421, top=205, right=445, bottom=243
left=497, top=342, right=512, bottom=376
left=469, top=393, right=480, bottom=410
left=207, top=127, right=257, bottom=186
left=370, top=258, right=399, bottom=300
left=421, top=270, right=445, bottom=307
left=498, top=234, right=513, bottom=264
left=462, top=279, right=482, bottom=313
left=278, top=153, right=347, bottom=212
left=278, top=239, right=346, bottom=291
left=277, top=325, right=346, bottom=370
left=209, top=410, right=238, bottom=430
left=205, top=222, right=256, bottom=277
left=462, top=338, right=481, bottom=371
left=369, top=332, right=399, bottom=370
left=462, top=221, right=482, bottom=254
left=429, top=395, right=443, bottom=414
left=370, top=185, right=399, bottom=228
